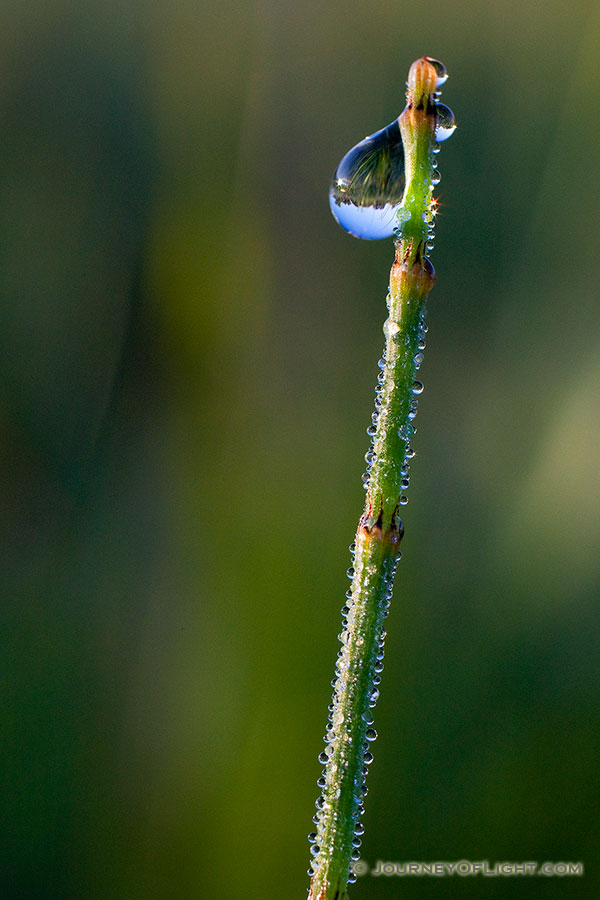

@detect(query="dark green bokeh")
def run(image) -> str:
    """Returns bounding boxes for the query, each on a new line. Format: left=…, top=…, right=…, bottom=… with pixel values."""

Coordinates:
left=1, top=1, right=598, bottom=898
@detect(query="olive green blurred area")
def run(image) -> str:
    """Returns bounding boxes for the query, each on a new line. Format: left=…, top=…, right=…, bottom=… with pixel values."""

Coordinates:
left=1, top=0, right=599, bottom=897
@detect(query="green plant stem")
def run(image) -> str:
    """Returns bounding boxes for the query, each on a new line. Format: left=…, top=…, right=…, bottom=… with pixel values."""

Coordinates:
left=308, top=58, right=442, bottom=900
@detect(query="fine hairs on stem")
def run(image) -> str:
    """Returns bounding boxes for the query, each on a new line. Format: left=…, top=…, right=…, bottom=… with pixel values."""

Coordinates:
left=307, top=58, right=456, bottom=900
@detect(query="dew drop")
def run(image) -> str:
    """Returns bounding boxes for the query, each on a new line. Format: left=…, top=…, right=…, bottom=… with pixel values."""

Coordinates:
left=412, top=380, right=424, bottom=395
left=329, top=118, right=405, bottom=240
left=308, top=832, right=317, bottom=844
left=435, top=104, right=456, bottom=142
left=413, top=351, right=424, bottom=367
left=369, top=688, right=380, bottom=707
left=431, top=169, right=441, bottom=185
left=383, top=317, right=401, bottom=338
left=426, top=57, right=448, bottom=86
left=364, top=751, right=374, bottom=764
left=399, top=496, right=409, bottom=506
left=365, top=727, right=378, bottom=741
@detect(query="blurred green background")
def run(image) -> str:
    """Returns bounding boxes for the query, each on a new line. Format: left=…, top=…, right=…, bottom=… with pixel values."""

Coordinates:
left=1, top=1, right=599, bottom=897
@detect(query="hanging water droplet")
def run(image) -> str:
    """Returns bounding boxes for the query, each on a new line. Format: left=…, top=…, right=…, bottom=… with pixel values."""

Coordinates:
left=435, top=104, right=456, bottom=142
left=329, top=118, right=405, bottom=240
left=365, top=727, right=378, bottom=741
left=401, top=478, right=410, bottom=490
left=369, top=688, right=380, bottom=707
left=413, top=351, right=424, bottom=368
left=412, top=380, right=424, bottom=395
left=431, top=169, right=441, bottom=185
left=308, top=832, right=317, bottom=844
left=426, top=57, right=448, bottom=86
left=363, top=751, right=374, bottom=765
left=366, top=424, right=377, bottom=437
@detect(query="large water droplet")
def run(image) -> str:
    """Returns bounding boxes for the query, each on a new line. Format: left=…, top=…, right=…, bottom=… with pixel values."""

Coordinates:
left=329, top=118, right=405, bottom=239
left=435, top=104, right=456, bottom=142
left=426, top=57, right=448, bottom=86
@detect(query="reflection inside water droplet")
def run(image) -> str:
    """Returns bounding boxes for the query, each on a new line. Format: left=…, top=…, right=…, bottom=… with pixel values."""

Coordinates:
left=329, top=118, right=405, bottom=240
left=435, top=104, right=456, bottom=142
left=425, top=57, right=448, bottom=86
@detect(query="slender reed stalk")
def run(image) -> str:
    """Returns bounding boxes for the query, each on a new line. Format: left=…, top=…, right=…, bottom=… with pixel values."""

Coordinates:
left=307, top=58, right=454, bottom=900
